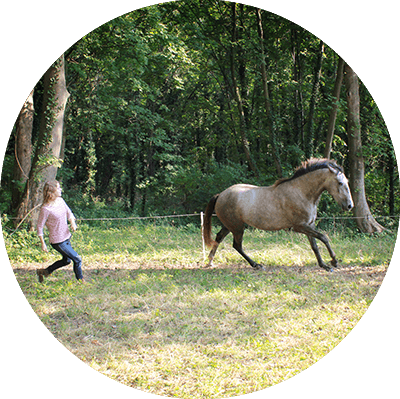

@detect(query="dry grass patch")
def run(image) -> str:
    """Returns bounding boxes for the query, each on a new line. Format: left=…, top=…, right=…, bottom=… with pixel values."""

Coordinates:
left=13, top=263, right=388, bottom=398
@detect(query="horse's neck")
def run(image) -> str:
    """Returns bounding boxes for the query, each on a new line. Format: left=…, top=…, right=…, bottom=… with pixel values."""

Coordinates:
left=292, top=169, right=329, bottom=203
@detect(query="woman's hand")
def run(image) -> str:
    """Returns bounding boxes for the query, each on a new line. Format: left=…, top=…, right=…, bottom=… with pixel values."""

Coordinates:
left=70, top=220, right=78, bottom=232
left=39, top=236, right=48, bottom=252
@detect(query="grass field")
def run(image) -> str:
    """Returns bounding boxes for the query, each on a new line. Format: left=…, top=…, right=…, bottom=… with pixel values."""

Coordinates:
left=5, top=222, right=396, bottom=398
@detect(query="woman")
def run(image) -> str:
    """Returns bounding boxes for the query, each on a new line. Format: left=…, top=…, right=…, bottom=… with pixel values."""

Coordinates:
left=36, top=181, right=84, bottom=283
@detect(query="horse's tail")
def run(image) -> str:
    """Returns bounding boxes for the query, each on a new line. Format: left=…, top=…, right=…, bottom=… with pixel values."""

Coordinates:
left=203, top=194, right=219, bottom=248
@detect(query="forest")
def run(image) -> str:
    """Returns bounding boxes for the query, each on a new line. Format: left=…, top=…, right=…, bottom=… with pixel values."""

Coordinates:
left=1, top=0, right=398, bottom=232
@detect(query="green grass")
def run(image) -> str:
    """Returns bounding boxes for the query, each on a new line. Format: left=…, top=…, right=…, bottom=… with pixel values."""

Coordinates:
left=5, top=222, right=396, bottom=398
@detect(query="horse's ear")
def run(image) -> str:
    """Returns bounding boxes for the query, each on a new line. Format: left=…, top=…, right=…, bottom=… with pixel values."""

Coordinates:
left=327, top=164, right=338, bottom=175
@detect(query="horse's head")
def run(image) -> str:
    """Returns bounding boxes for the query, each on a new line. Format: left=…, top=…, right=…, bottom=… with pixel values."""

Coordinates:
left=326, top=165, right=354, bottom=211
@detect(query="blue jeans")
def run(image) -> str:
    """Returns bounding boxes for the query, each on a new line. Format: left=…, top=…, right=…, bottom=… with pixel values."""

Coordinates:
left=48, top=238, right=83, bottom=280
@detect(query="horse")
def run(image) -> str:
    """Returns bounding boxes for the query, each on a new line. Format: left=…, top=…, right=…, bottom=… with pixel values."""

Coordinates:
left=202, top=158, right=354, bottom=272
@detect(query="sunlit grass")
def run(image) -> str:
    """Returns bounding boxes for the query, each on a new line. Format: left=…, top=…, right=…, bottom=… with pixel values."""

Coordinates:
left=6, top=222, right=396, bottom=398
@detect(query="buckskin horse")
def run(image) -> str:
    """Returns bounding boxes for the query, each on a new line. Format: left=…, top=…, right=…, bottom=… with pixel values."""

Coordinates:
left=202, top=158, right=354, bottom=271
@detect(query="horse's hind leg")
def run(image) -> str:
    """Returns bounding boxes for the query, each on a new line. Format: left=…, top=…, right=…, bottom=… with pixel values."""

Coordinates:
left=206, top=226, right=230, bottom=267
left=232, top=231, right=264, bottom=270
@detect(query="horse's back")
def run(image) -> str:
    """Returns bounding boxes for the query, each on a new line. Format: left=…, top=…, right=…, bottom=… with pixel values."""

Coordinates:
left=217, top=184, right=259, bottom=206
left=220, top=183, right=258, bottom=196
left=216, top=183, right=290, bottom=231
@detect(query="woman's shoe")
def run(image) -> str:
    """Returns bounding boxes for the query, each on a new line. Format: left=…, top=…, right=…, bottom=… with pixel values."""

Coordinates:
left=36, top=269, right=49, bottom=283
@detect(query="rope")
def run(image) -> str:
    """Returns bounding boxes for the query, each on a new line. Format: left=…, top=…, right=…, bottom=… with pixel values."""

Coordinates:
left=77, top=213, right=199, bottom=221
left=75, top=214, right=399, bottom=221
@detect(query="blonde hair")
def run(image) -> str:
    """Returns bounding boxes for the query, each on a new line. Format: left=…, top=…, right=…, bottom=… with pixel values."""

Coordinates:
left=42, top=180, right=60, bottom=205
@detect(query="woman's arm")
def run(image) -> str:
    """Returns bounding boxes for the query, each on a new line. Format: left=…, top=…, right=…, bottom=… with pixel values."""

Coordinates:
left=38, top=235, right=48, bottom=252
left=64, top=200, right=77, bottom=232
left=37, top=207, right=49, bottom=252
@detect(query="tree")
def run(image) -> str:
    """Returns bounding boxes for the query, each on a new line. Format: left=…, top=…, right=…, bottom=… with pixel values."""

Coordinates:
left=344, top=63, right=384, bottom=233
left=12, top=89, right=34, bottom=214
left=15, top=55, right=69, bottom=227
left=2, top=0, right=397, bottom=223
left=256, top=8, right=282, bottom=177
left=304, top=39, right=324, bottom=159
left=227, top=3, right=258, bottom=176
left=324, top=56, right=344, bottom=159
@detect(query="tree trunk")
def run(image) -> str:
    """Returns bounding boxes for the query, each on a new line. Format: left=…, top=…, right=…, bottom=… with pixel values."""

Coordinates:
left=290, top=27, right=304, bottom=147
left=229, top=3, right=258, bottom=177
left=324, top=56, right=344, bottom=159
left=305, top=40, right=324, bottom=159
left=40, top=54, right=70, bottom=183
left=12, top=89, right=34, bottom=212
left=344, top=63, right=384, bottom=233
left=256, top=8, right=282, bottom=178
left=388, top=149, right=396, bottom=216
left=15, top=55, right=70, bottom=228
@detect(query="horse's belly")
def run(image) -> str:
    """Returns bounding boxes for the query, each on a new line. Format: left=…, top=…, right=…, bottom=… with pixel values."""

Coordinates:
left=245, top=211, right=290, bottom=231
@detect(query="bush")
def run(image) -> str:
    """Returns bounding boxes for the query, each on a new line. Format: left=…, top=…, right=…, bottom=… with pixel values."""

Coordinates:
left=144, top=160, right=255, bottom=215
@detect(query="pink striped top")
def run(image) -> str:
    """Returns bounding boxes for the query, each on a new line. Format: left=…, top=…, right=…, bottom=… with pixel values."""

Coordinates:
left=37, top=198, right=75, bottom=244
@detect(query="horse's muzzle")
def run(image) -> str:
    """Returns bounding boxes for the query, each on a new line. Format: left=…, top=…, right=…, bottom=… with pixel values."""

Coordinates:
left=342, top=202, right=354, bottom=211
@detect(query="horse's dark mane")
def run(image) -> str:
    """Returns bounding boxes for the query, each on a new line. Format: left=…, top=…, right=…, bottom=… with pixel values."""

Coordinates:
left=273, top=158, right=343, bottom=187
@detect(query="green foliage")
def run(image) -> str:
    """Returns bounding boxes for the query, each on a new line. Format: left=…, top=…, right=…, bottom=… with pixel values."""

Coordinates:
left=2, top=0, right=399, bottom=220
left=0, top=154, right=14, bottom=214
left=147, top=159, right=251, bottom=214
left=2, top=225, right=48, bottom=263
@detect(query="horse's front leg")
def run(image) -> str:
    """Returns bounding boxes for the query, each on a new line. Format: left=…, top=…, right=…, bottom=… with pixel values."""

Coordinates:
left=295, top=224, right=338, bottom=271
left=306, top=236, right=333, bottom=271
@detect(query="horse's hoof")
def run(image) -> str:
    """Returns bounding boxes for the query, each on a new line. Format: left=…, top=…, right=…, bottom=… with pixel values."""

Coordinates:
left=330, top=259, right=338, bottom=267
left=253, top=264, right=265, bottom=271
left=320, top=264, right=333, bottom=272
